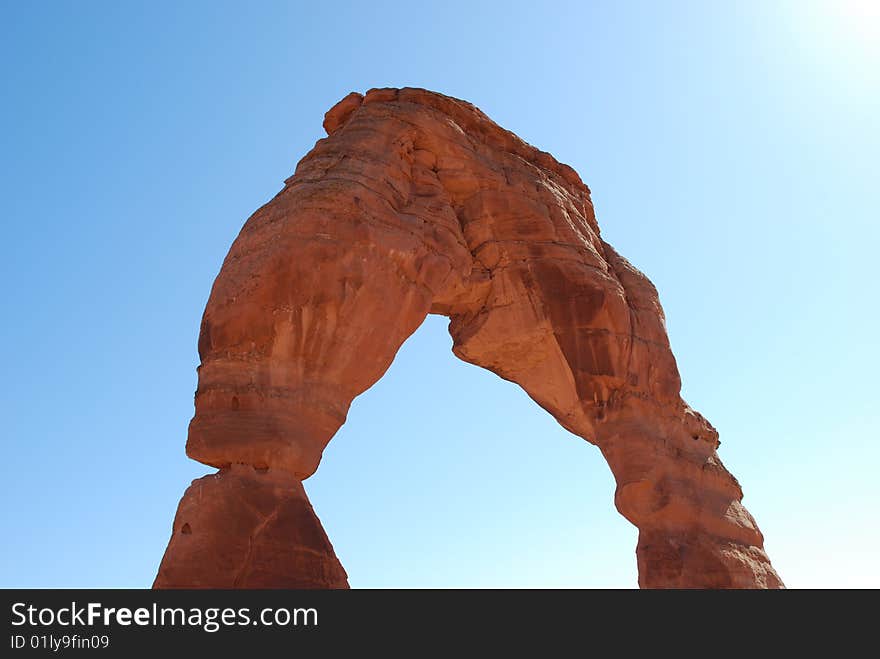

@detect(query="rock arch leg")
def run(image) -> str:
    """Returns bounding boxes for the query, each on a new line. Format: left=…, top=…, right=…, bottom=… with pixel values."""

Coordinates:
left=154, top=118, right=463, bottom=586
left=443, top=237, right=783, bottom=588
left=155, top=88, right=782, bottom=588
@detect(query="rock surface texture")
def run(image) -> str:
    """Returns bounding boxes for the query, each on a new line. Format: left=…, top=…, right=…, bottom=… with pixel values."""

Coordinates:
left=154, top=88, right=783, bottom=589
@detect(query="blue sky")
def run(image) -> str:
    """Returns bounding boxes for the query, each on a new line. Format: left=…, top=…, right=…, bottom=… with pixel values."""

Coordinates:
left=1, top=1, right=876, bottom=588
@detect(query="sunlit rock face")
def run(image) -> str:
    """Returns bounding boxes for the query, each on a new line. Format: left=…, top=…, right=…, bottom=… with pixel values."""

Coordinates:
left=154, top=88, right=783, bottom=589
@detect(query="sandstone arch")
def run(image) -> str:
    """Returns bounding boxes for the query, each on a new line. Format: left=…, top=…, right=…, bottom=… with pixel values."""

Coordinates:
left=154, top=88, right=783, bottom=589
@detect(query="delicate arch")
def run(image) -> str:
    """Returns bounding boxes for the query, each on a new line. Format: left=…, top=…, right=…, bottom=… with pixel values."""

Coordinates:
left=154, top=88, right=782, bottom=589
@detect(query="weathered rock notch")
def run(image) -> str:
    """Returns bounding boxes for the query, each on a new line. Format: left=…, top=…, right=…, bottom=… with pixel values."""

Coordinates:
left=154, top=88, right=783, bottom=589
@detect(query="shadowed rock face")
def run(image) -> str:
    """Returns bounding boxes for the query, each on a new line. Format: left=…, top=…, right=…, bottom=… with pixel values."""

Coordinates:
left=154, top=88, right=783, bottom=589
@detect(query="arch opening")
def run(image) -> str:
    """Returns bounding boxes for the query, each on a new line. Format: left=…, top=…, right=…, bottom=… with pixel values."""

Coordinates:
left=306, top=313, right=638, bottom=587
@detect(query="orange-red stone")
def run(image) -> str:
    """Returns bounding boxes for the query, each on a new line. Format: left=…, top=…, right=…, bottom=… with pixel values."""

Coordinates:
left=155, top=88, right=783, bottom=589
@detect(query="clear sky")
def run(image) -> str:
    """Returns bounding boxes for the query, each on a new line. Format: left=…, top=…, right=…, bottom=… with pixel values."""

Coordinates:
left=1, top=1, right=877, bottom=588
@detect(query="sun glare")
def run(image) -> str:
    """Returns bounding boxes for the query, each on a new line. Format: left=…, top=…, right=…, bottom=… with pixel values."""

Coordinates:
left=786, top=0, right=880, bottom=87
left=831, top=0, right=880, bottom=41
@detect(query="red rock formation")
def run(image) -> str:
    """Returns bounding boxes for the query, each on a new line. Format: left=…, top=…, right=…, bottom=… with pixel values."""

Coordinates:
left=154, top=88, right=783, bottom=589
left=155, top=465, right=347, bottom=588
